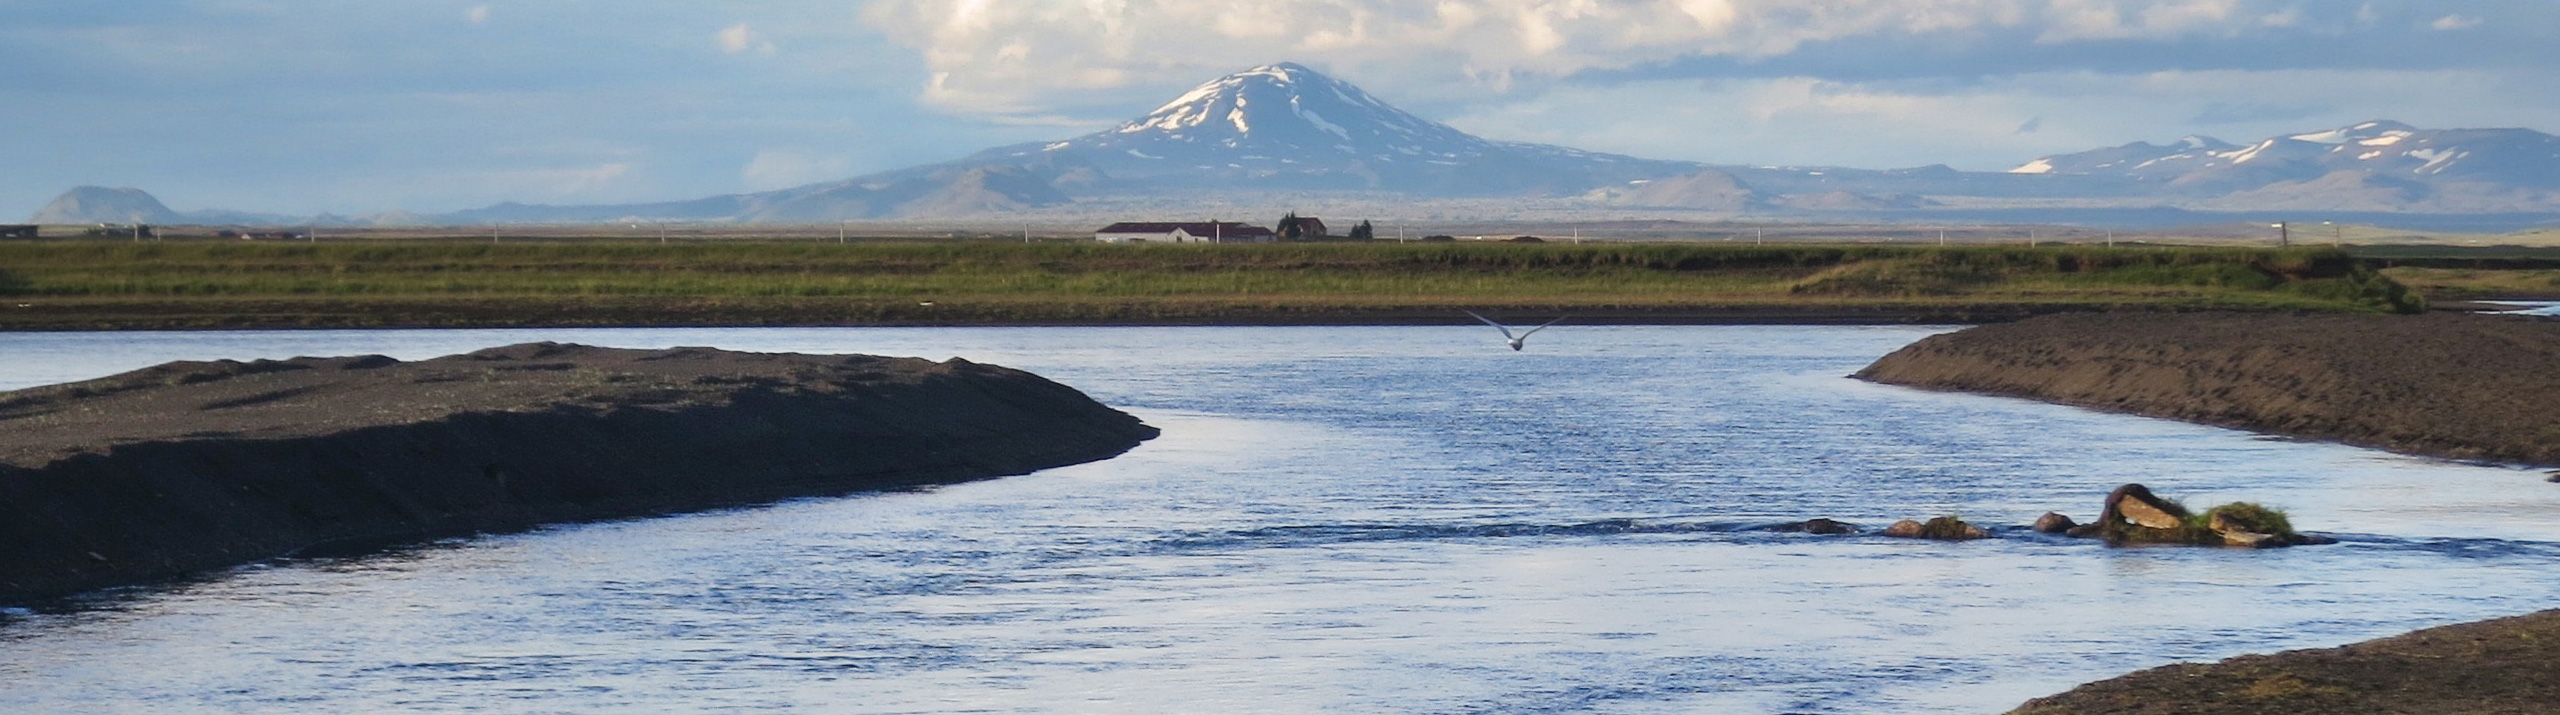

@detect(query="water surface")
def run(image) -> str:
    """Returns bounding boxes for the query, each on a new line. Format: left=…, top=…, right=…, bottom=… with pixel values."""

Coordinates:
left=2, top=326, right=2555, bottom=713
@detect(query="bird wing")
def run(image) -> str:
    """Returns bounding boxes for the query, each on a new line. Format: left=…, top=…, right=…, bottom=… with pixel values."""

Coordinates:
left=1461, top=310, right=1518, bottom=340
left=1514, top=315, right=1568, bottom=338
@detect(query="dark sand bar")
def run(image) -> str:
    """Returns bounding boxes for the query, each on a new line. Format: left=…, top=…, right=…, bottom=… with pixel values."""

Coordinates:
left=1859, top=311, right=2560, bottom=467
left=2009, top=610, right=2560, bottom=714
left=0, top=343, right=1156, bottom=605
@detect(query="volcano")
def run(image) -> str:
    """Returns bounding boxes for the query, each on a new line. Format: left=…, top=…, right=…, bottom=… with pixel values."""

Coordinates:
left=961, top=62, right=1700, bottom=196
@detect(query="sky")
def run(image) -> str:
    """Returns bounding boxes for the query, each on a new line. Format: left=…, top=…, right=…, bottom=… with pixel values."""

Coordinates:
left=4, top=0, right=2555, bottom=217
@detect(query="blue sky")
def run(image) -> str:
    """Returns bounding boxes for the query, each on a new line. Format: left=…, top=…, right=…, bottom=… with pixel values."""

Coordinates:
left=5, top=0, right=2555, bottom=216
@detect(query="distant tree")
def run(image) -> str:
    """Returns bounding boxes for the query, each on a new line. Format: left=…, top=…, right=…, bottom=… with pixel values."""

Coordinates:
left=1349, top=220, right=1374, bottom=240
left=1276, top=211, right=1306, bottom=240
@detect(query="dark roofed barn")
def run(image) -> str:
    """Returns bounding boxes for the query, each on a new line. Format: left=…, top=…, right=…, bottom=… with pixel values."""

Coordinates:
left=1276, top=215, right=1329, bottom=240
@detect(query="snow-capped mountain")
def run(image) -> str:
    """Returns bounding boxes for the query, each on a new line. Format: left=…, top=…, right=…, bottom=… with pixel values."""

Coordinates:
left=2012, top=121, right=2560, bottom=190
left=964, top=62, right=1699, bottom=195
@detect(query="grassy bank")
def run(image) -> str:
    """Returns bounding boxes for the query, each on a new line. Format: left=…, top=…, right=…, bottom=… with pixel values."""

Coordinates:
left=0, top=241, right=2421, bottom=329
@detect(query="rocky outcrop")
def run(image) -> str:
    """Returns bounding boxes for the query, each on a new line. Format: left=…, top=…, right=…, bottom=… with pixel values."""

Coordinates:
left=0, top=343, right=1157, bottom=604
left=2086, top=483, right=2189, bottom=538
left=2060, top=483, right=2332, bottom=548
left=1856, top=311, right=2560, bottom=467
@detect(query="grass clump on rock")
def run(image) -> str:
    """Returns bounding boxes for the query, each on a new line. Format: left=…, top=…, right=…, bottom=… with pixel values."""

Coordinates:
left=2080, top=484, right=2319, bottom=548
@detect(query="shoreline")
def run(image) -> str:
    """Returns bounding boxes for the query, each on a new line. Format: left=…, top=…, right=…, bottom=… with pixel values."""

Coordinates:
left=2010, top=609, right=2560, bottom=714
left=0, top=304, right=2068, bottom=331
left=1856, top=310, right=2560, bottom=467
left=6, top=300, right=2513, bottom=333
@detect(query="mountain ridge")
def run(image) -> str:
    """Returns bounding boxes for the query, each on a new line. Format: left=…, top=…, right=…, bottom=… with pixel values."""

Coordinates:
left=2007, top=120, right=2560, bottom=212
left=25, top=64, right=2560, bottom=227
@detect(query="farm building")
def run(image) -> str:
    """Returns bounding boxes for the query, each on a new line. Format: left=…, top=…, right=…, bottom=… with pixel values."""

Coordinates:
left=1093, top=221, right=1276, bottom=243
left=1275, top=215, right=1328, bottom=240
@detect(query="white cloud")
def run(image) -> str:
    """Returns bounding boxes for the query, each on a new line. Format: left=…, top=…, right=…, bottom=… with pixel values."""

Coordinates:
left=2430, top=14, right=2481, bottom=30
left=859, top=0, right=2278, bottom=116
left=716, top=23, right=752, bottom=53
left=465, top=5, right=491, bottom=25
left=715, top=23, right=775, bottom=55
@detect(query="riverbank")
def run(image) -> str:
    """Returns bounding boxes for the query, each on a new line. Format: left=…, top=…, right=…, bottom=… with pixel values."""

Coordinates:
left=2010, top=609, right=2560, bottom=714
left=1856, top=310, right=2560, bottom=466
left=1852, top=311, right=2560, bottom=711
left=0, top=242, right=2419, bottom=330
left=0, top=343, right=1157, bottom=605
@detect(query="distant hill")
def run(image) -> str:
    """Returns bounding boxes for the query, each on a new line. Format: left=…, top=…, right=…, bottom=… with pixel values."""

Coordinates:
left=31, top=186, right=183, bottom=224
left=27, top=187, right=338, bottom=227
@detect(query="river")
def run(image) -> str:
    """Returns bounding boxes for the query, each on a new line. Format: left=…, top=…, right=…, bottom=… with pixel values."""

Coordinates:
left=3, top=325, right=2557, bottom=713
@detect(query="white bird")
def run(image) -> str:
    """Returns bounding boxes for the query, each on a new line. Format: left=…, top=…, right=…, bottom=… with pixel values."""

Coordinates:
left=1463, top=310, right=1566, bottom=351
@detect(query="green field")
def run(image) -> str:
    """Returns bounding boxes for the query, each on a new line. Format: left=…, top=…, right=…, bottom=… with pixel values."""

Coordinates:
left=0, top=241, right=2423, bottom=329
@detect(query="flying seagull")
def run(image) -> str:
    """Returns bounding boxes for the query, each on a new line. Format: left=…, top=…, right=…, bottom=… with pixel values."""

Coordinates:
left=1463, top=310, right=1567, bottom=351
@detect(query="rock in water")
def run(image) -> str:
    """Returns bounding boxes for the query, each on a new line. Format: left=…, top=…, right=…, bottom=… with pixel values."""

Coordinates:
left=2075, top=484, right=2330, bottom=548
left=2106, top=483, right=2189, bottom=530
left=0, top=343, right=1158, bottom=604
left=2087, top=483, right=2196, bottom=543
left=2032, top=512, right=2079, bottom=533
left=1880, top=516, right=1988, bottom=540
left=1767, top=518, right=1859, bottom=534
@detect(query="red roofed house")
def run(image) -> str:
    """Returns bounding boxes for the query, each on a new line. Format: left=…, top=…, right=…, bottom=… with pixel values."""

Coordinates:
left=1094, top=221, right=1277, bottom=244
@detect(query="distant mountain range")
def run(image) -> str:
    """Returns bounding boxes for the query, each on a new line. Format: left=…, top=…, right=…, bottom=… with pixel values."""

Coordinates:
left=2007, top=120, right=2560, bottom=212
left=27, top=63, right=2560, bottom=229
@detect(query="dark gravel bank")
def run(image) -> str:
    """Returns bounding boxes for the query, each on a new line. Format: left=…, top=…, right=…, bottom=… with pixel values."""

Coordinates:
left=2009, top=610, right=2560, bottom=714
left=1856, top=311, right=2560, bottom=467
left=0, top=343, right=1156, bottom=605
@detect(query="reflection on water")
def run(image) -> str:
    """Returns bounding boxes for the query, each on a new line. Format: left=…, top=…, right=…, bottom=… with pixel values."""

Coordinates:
left=2, top=326, right=2557, bottom=713
left=2484, top=300, right=2560, bottom=316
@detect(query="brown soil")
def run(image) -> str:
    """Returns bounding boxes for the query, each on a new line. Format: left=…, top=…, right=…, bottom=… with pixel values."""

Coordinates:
left=0, top=343, right=1156, bottom=604
left=2010, top=609, right=2560, bottom=714
left=1856, top=310, right=2560, bottom=466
